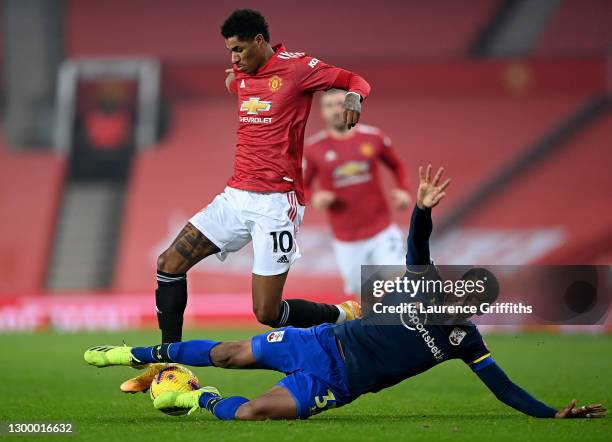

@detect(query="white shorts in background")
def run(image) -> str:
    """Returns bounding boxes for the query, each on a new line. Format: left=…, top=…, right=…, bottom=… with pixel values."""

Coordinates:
left=189, top=186, right=305, bottom=276
left=332, top=224, right=406, bottom=297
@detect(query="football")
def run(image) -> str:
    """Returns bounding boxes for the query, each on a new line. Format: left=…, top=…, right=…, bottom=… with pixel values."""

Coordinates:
left=149, top=365, right=201, bottom=416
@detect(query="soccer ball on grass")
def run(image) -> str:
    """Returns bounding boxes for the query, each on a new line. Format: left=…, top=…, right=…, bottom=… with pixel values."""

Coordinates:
left=149, top=364, right=201, bottom=416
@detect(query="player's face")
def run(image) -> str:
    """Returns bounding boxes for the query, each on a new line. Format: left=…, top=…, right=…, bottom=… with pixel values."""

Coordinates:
left=225, top=35, right=266, bottom=74
left=320, top=92, right=346, bottom=131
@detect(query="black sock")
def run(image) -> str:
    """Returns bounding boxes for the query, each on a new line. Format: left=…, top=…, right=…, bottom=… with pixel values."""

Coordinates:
left=278, top=299, right=340, bottom=327
left=156, top=271, right=187, bottom=343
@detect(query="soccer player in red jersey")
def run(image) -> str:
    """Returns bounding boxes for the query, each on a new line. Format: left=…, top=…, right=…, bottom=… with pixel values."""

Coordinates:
left=304, top=89, right=412, bottom=297
left=148, top=10, right=370, bottom=352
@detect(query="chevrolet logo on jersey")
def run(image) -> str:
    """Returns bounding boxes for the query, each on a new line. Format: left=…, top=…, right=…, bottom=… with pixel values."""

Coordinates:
left=240, top=97, right=272, bottom=115
left=333, top=161, right=369, bottom=178
left=332, top=161, right=372, bottom=188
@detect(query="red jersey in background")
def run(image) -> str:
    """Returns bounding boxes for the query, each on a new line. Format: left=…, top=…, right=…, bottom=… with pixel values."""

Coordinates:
left=304, top=125, right=409, bottom=241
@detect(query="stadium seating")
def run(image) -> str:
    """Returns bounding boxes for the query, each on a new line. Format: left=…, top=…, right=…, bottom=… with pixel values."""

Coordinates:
left=457, top=111, right=612, bottom=264
left=65, top=0, right=499, bottom=60
left=0, top=139, right=65, bottom=295
left=534, top=0, right=612, bottom=55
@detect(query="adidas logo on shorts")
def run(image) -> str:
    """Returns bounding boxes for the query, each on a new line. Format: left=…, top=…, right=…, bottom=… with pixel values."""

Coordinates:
left=276, top=255, right=289, bottom=263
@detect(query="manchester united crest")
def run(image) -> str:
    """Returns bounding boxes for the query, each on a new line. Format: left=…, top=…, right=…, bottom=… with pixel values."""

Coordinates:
left=268, top=75, right=283, bottom=92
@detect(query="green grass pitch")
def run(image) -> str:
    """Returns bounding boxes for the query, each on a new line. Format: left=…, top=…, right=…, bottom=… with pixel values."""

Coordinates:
left=1, top=330, right=610, bottom=441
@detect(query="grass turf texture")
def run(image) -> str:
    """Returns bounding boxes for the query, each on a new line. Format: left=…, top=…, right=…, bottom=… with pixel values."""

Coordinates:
left=1, top=330, right=610, bottom=442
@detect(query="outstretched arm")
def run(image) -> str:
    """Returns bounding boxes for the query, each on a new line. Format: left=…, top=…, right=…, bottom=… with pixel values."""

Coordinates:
left=406, top=165, right=450, bottom=266
left=475, top=359, right=607, bottom=418
left=406, top=205, right=432, bottom=265
left=297, top=57, right=370, bottom=129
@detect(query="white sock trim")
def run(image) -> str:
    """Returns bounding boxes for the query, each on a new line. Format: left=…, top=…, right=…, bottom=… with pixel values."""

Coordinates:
left=335, top=305, right=347, bottom=324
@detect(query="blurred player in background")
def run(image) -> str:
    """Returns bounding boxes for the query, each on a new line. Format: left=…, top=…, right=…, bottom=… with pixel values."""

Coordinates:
left=304, top=89, right=411, bottom=298
left=150, top=10, right=370, bottom=350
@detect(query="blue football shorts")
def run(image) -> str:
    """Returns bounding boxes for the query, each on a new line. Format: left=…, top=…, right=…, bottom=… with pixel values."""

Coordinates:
left=251, top=323, right=353, bottom=418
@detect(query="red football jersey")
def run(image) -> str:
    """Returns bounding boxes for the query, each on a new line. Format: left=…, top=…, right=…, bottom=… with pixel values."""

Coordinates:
left=227, top=44, right=370, bottom=204
left=304, top=125, right=409, bottom=241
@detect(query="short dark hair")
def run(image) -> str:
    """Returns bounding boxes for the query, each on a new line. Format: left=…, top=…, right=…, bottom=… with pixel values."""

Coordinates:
left=221, top=9, right=270, bottom=42
left=461, top=267, right=500, bottom=305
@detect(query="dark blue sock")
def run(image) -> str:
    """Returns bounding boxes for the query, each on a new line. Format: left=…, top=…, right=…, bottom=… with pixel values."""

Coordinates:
left=199, top=393, right=249, bottom=421
left=130, top=340, right=220, bottom=366
left=131, top=344, right=170, bottom=363
left=168, top=340, right=220, bottom=366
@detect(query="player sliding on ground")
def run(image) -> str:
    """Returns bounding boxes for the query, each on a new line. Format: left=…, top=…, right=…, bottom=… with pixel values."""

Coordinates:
left=85, top=165, right=606, bottom=421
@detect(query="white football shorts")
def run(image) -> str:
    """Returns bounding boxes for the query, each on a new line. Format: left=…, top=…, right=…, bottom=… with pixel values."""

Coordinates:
left=332, top=224, right=406, bottom=297
left=189, top=186, right=305, bottom=276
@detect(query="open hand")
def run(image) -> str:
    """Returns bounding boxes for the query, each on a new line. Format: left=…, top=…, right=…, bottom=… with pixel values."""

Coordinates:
left=417, top=165, right=451, bottom=210
left=555, top=400, right=607, bottom=418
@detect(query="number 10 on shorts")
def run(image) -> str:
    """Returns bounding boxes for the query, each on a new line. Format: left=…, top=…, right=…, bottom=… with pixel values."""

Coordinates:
left=270, top=231, right=293, bottom=253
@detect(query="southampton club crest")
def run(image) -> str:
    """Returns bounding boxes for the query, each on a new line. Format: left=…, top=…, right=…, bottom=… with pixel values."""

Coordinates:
left=449, top=327, right=467, bottom=346
left=266, top=330, right=285, bottom=343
